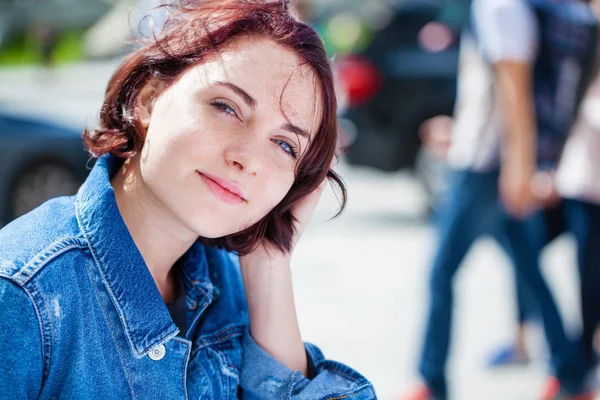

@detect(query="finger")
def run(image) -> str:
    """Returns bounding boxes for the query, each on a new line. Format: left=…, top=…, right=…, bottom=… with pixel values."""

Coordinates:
left=500, top=189, right=525, bottom=219
left=290, top=169, right=334, bottom=247
left=294, top=178, right=328, bottom=223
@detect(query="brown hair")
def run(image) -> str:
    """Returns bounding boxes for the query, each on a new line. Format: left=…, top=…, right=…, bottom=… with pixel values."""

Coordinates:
left=84, top=0, right=346, bottom=255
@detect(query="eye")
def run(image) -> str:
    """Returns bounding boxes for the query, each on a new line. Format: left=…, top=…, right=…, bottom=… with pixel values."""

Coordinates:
left=210, top=100, right=238, bottom=118
left=273, top=138, right=298, bottom=159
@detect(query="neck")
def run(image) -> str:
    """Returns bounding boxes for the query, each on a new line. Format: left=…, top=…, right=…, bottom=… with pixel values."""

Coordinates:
left=111, top=154, right=198, bottom=303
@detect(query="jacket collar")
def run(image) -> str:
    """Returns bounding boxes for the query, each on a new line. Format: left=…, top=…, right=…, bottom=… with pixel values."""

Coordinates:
left=75, top=155, right=217, bottom=358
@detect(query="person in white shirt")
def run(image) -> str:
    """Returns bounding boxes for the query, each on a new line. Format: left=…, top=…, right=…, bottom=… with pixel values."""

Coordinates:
left=553, top=60, right=600, bottom=383
left=402, top=1, right=597, bottom=399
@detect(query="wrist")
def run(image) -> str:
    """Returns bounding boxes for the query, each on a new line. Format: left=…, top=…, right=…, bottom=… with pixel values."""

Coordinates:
left=239, top=249, right=306, bottom=375
left=502, top=156, right=535, bottom=176
left=240, top=244, right=291, bottom=271
left=240, top=254, right=291, bottom=274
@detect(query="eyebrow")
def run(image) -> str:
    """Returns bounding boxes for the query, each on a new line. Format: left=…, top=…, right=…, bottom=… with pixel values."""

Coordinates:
left=214, top=81, right=257, bottom=110
left=282, top=122, right=310, bottom=139
left=214, top=80, right=311, bottom=139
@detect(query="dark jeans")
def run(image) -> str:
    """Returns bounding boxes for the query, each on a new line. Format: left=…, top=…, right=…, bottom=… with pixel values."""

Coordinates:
left=511, top=201, right=567, bottom=324
left=419, top=170, right=581, bottom=399
left=513, top=199, right=600, bottom=374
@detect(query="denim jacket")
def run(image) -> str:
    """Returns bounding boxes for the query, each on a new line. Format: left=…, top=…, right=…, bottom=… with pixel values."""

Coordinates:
left=0, top=155, right=376, bottom=400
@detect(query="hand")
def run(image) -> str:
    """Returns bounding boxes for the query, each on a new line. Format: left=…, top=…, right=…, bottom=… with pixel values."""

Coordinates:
left=499, top=160, right=537, bottom=219
left=419, top=115, right=453, bottom=162
left=288, top=178, right=328, bottom=248
left=531, top=170, right=560, bottom=209
left=240, top=178, right=328, bottom=268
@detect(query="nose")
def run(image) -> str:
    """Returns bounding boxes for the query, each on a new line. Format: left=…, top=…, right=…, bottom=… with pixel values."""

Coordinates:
left=224, top=137, right=263, bottom=176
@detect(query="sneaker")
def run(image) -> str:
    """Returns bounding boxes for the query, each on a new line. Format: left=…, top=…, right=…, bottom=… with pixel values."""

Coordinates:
left=401, top=384, right=437, bottom=400
left=540, top=377, right=560, bottom=400
left=540, top=377, right=596, bottom=400
left=486, top=343, right=530, bottom=368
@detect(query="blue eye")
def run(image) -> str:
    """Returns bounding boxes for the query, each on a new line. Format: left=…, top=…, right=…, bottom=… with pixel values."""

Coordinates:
left=210, top=100, right=238, bottom=118
left=274, top=139, right=298, bottom=159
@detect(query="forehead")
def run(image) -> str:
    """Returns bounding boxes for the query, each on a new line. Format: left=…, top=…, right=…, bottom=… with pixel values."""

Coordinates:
left=177, top=37, right=324, bottom=134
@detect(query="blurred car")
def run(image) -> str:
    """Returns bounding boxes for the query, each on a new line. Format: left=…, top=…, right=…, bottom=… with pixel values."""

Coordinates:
left=335, top=0, right=467, bottom=172
left=0, top=0, right=112, bottom=65
left=0, top=0, right=111, bottom=43
left=0, top=112, right=91, bottom=226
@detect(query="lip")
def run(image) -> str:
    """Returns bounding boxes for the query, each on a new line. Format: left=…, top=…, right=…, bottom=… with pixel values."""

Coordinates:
left=197, top=171, right=246, bottom=205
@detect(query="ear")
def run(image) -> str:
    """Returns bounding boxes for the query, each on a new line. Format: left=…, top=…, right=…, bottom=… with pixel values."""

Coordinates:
left=136, top=76, right=163, bottom=129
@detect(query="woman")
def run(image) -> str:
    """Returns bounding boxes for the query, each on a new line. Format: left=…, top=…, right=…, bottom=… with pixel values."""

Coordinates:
left=0, top=1, right=376, bottom=398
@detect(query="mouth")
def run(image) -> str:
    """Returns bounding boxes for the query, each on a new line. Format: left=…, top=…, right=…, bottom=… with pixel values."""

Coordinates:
left=197, top=171, right=246, bottom=205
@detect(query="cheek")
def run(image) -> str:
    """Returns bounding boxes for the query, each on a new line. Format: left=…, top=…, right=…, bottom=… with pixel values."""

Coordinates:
left=144, top=108, right=221, bottom=164
left=146, top=93, right=213, bottom=145
left=143, top=111, right=189, bottom=164
left=253, top=171, right=295, bottom=214
left=221, top=175, right=295, bottom=235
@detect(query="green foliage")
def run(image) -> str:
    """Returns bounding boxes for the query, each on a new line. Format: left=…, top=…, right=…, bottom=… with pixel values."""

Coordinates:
left=0, top=28, right=85, bottom=66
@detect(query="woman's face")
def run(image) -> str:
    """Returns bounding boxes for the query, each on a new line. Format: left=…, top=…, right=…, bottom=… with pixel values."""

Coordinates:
left=136, top=37, right=322, bottom=238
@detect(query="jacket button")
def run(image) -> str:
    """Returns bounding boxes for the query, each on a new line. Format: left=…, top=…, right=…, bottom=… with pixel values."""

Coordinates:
left=149, top=344, right=166, bottom=361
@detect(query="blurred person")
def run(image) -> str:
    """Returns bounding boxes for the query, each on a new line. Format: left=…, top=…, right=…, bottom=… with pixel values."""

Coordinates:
left=418, top=116, right=453, bottom=164
left=417, top=112, right=567, bottom=372
left=0, top=1, right=376, bottom=399
left=499, top=35, right=600, bottom=398
left=486, top=4, right=600, bottom=399
left=402, top=0, right=598, bottom=399
left=546, top=43, right=600, bottom=397
left=415, top=115, right=454, bottom=217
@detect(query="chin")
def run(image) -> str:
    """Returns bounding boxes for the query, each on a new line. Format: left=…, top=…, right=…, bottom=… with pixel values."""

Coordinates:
left=182, top=209, right=258, bottom=239
left=191, top=226, right=231, bottom=240
left=187, top=219, right=238, bottom=239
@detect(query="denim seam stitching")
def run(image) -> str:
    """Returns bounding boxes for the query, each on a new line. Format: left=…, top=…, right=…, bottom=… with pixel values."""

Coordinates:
left=140, top=330, right=180, bottom=355
left=190, top=325, right=245, bottom=358
left=81, top=251, right=138, bottom=400
left=27, top=280, right=53, bottom=392
left=326, top=367, right=360, bottom=383
left=321, top=359, right=373, bottom=386
left=11, top=238, right=87, bottom=285
left=171, top=336, right=192, bottom=400
left=304, top=343, right=325, bottom=373
left=285, top=371, right=304, bottom=400
left=0, top=277, right=50, bottom=393
left=320, top=382, right=377, bottom=400
left=207, top=347, right=232, bottom=397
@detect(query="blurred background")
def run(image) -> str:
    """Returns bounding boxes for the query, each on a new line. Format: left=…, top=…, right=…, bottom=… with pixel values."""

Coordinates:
left=0, top=0, right=597, bottom=399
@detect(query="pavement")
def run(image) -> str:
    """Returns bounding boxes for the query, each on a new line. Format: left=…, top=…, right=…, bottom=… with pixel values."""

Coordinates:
left=295, top=164, right=597, bottom=400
